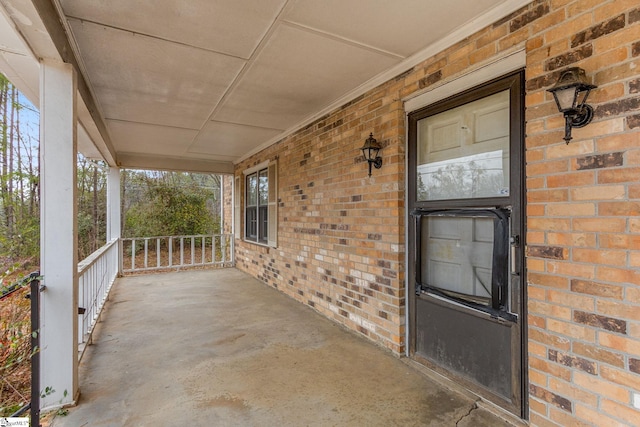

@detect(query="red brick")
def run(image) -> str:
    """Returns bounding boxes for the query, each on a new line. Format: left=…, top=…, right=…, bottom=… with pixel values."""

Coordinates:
left=572, top=248, right=627, bottom=266
left=548, top=377, right=597, bottom=407
left=599, top=332, right=640, bottom=354
left=575, top=403, right=623, bottom=427
left=600, top=399, right=640, bottom=426
left=548, top=232, right=596, bottom=247
left=547, top=318, right=596, bottom=342
left=597, top=300, right=640, bottom=322
left=573, top=310, right=627, bottom=334
left=529, top=384, right=572, bottom=413
left=599, top=233, right=640, bottom=250
left=574, top=152, right=623, bottom=170
left=546, top=203, right=595, bottom=216
left=601, top=365, right=640, bottom=389
left=566, top=0, right=601, bottom=18
left=572, top=218, right=626, bottom=232
left=570, top=279, right=623, bottom=300
left=572, top=341, right=625, bottom=368
left=527, top=204, right=546, bottom=216
left=595, top=131, right=640, bottom=152
left=528, top=189, right=569, bottom=202
left=594, top=0, right=640, bottom=21
left=529, top=272, right=569, bottom=289
left=570, top=185, right=626, bottom=201
left=529, top=412, right=562, bottom=427
left=546, top=139, right=594, bottom=159
left=547, top=171, right=594, bottom=187
left=526, top=160, right=569, bottom=177
left=595, top=266, right=640, bottom=284
left=548, top=408, right=592, bottom=427
left=529, top=328, right=571, bottom=352
left=548, top=349, right=597, bottom=375
left=529, top=300, right=572, bottom=320
left=588, top=82, right=625, bottom=104
left=528, top=218, right=572, bottom=232
left=599, top=201, right=640, bottom=216
left=547, top=260, right=596, bottom=280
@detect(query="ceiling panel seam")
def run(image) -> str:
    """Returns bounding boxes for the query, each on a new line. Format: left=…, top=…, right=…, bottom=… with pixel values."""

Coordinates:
left=205, top=120, right=284, bottom=132
left=185, top=0, right=294, bottom=155
left=63, top=15, right=250, bottom=61
left=234, top=0, right=533, bottom=164
left=280, top=20, right=405, bottom=60
left=104, top=117, right=203, bottom=132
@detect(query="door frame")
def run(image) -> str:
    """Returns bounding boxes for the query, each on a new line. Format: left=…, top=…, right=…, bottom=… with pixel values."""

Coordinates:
left=405, top=68, right=527, bottom=418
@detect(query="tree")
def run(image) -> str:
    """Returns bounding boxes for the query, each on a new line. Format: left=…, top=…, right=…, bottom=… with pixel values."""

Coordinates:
left=0, top=75, right=39, bottom=265
left=77, top=156, right=107, bottom=259
left=122, top=170, right=221, bottom=238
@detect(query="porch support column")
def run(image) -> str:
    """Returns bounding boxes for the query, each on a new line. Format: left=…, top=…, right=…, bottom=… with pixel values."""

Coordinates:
left=39, top=60, right=78, bottom=409
left=106, top=166, right=121, bottom=242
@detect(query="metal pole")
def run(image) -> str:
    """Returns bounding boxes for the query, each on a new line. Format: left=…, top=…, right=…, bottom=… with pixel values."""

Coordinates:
left=30, top=271, right=42, bottom=427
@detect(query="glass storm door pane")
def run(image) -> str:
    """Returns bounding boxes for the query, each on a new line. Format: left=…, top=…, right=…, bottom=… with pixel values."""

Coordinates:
left=420, top=216, right=494, bottom=306
left=416, top=90, right=510, bottom=201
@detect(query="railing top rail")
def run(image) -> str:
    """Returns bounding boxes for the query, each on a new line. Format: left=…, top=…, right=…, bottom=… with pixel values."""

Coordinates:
left=0, top=271, right=40, bottom=301
left=77, top=238, right=119, bottom=275
left=121, top=233, right=232, bottom=240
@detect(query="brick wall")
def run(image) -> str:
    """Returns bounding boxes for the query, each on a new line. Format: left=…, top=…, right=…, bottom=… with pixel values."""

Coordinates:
left=524, top=0, right=640, bottom=425
left=235, top=82, right=407, bottom=353
left=234, top=1, right=640, bottom=424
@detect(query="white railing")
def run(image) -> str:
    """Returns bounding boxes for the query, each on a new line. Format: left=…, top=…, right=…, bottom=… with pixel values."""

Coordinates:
left=77, top=238, right=119, bottom=359
left=120, top=234, right=234, bottom=274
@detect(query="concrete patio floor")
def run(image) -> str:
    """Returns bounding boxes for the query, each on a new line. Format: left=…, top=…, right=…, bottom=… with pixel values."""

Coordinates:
left=48, top=268, right=519, bottom=427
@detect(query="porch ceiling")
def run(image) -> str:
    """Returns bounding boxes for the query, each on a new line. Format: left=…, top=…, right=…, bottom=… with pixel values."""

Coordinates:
left=0, top=0, right=528, bottom=173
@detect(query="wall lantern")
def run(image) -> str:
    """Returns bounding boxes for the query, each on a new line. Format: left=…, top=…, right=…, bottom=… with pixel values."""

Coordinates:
left=547, top=67, right=597, bottom=144
left=361, top=133, right=382, bottom=176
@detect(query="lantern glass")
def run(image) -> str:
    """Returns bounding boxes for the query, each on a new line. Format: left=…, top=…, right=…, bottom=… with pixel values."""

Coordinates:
left=362, top=146, right=379, bottom=161
left=553, top=86, right=578, bottom=112
left=576, top=88, right=592, bottom=108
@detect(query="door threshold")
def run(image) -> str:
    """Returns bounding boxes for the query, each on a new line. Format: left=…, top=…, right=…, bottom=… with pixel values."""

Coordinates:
left=400, top=357, right=528, bottom=427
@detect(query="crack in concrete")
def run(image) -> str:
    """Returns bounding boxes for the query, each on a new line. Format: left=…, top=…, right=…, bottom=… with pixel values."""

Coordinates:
left=455, top=400, right=480, bottom=427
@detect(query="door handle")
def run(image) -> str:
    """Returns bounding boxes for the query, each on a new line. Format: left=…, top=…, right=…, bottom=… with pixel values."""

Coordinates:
left=510, top=235, right=520, bottom=276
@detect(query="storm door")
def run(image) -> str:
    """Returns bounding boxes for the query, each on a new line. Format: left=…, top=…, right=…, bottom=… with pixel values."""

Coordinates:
left=407, top=71, right=525, bottom=417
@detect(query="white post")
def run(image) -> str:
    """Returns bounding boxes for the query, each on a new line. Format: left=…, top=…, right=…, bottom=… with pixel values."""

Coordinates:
left=39, top=60, right=78, bottom=409
left=106, top=166, right=121, bottom=242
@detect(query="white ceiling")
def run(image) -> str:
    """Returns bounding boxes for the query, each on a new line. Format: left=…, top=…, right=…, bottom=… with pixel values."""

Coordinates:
left=0, top=0, right=529, bottom=173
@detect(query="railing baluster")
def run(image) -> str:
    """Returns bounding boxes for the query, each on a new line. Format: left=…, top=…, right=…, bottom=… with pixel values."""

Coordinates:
left=191, top=237, right=195, bottom=265
left=169, top=237, right=173, bottom=267
left=118, top=233, right=234, bottom=273
left=201, top=236, right=205, bottom=264
left=131, top=239, right=136, bottom=271
left=77, top=239, right=119, bottom=360
left=144, top=238, right=149, bottom=268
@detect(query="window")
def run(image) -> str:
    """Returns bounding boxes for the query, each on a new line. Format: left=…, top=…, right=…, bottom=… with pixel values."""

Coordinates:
left=242, top=160, right=277, bottom=247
